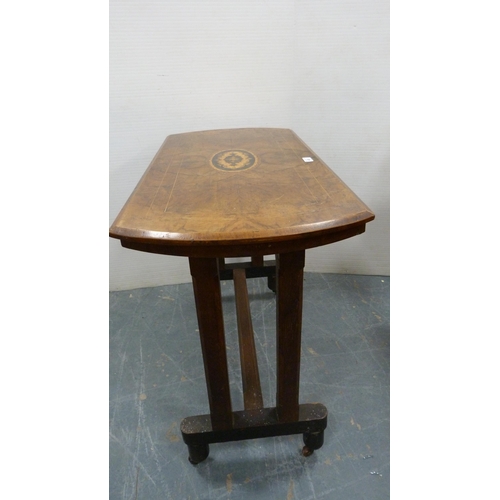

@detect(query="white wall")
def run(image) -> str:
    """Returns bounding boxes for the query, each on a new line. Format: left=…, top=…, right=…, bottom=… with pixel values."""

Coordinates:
left=109, top=0, right=389, bottom=291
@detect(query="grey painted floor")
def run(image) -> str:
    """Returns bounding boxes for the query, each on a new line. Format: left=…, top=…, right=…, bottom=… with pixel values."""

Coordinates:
left=109, top=272, right=390, bottom=499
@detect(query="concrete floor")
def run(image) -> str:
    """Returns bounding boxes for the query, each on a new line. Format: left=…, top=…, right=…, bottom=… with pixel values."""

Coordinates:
left=109, top=272, right=390, bottom=499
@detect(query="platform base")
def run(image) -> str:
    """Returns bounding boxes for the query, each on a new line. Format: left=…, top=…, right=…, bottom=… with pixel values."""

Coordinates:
left=181, top=403, right=327, bottom=464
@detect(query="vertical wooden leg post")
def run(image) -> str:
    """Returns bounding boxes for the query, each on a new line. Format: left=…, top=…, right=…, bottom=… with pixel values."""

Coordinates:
left=276, top=250, right=305, bottom=422
left=188, top=257, right=233, bottom=431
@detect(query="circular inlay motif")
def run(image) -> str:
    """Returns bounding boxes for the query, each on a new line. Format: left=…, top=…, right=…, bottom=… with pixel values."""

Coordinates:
left=211, top=150, right=257, bottom=171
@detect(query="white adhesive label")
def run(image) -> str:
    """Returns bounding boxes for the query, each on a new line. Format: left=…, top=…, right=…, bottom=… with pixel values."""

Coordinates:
left=302, top=157, right=314, bottom=162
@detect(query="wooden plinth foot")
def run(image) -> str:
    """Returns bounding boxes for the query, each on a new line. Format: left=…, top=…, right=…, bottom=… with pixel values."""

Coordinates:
left=181, top=403, right=327, bottom=463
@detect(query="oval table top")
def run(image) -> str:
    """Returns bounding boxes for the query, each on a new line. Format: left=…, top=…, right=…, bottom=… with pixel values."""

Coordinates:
left=109, top=128, right=375, bottom=257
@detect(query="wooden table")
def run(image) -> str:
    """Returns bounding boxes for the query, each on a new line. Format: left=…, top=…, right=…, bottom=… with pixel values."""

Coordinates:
left=109, top=128, right=375, bottom=464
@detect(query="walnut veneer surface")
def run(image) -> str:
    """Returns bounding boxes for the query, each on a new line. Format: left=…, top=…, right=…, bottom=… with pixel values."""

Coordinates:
left=109, top=128, right=374, bottom=257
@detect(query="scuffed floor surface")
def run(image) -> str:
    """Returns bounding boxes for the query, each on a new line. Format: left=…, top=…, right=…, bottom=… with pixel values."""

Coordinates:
left=109, top=273, right=390, bottom=499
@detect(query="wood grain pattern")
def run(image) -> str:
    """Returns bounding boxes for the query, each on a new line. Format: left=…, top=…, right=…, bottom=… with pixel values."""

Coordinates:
left=233, top=268, right=263, bottom=411
left=109, top=128, right=374, bottom=257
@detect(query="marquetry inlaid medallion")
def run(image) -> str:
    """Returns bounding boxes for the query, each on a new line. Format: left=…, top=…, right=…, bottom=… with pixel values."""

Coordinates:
left=211, top=150, right=257, bottom=172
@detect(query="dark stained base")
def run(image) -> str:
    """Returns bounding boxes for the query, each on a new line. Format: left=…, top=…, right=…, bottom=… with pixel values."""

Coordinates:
left=181, top=403, right=327, bottom=464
